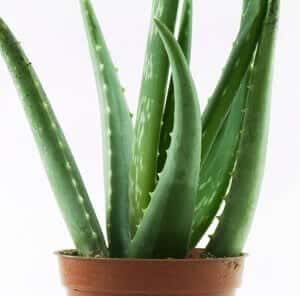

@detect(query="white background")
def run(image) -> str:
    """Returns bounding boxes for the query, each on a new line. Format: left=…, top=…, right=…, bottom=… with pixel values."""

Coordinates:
left=0, top=1, right=298, bottom=295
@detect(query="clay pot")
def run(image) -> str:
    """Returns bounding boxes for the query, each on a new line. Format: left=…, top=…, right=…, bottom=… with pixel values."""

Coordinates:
left=57, top=249, right=245, bottom=296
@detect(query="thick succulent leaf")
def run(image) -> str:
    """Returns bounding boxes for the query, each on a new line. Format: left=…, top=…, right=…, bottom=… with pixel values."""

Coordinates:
left=205, top=0, right=280, bottom=257
left=177, top=0, right=193, bottom=62
left=129, top=19, right=201, bottom=259
left=189, top=0, right=255, bottom=248
left=242, top=0, right=251, bottom=24
left=157, top=0, right=193, bottom=173
left=0, top=18, right=107, bottom=257
left=190, top=72, right=250, bottom=248
left=243, top=0, right=251, bottom=14
left=129, top=0, right=180, bottom=235
left=201, top=0, right=268, bottom=163
left=80, top=0, right=133, bottom=258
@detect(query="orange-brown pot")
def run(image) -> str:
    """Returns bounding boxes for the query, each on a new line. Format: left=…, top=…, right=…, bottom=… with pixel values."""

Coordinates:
left=57, top=249, right=246, bottom=296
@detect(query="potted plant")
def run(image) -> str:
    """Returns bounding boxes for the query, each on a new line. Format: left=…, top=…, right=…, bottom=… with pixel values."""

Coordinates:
left=0, top=0, right=280, bottom=295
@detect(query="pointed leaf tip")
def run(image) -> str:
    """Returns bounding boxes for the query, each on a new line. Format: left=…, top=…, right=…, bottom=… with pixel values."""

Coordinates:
left=130, top=17, right=201, bottom=259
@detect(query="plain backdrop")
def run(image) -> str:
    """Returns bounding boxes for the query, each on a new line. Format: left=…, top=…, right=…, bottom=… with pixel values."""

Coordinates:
left=0, top=1, right=298, bottom=295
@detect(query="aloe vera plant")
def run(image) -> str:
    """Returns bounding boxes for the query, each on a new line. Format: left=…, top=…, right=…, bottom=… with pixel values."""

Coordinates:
left=0, top=0, right=279, bottom=259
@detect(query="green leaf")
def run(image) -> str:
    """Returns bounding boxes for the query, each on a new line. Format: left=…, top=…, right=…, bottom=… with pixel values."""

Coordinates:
left=129, top=19, right=201, bottom=259
left=190, top=71, right=250, bottom=248
left=129, top=0, right=180, bottom=236
left=157, top=0, right=193, bottom=174
left=243, top=0, right=251, bottom=15
left=0, top=18, right=107, bottom=257
left=205, top=0, right=280, bottom=257
left=241, top=0, right=251, bottom=24
left=80, top=0, right=133, bottom=257
left=189, top=0, right=257, bottom=248
left=201, top=0, right=268, bottom=163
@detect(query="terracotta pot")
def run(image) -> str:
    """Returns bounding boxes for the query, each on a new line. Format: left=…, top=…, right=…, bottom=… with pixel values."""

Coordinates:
left=57, top=249, right=246, bottom=296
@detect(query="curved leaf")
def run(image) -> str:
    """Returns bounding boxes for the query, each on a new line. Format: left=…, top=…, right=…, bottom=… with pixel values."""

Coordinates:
left=190, top=0, right=256, bottom=248
left=190, top=72, right=250, bottom=248
left=80, top=0, right=133, bottom=257
left=205, top=0, right=280, bottom=257
left=129, top=19, right=201, bottom=259
left=0, top=18, right=107, bottom=257
left=157, top=0, right=193, bottom=173
left=129, top=0, right=180, bottom=236
left=201, top=0, right=268, bottom=163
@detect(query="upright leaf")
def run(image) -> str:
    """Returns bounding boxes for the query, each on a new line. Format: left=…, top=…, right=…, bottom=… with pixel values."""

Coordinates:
left=190, top=1, right=256, bottom=247
left=0, top=18, right=107, bottom=257
left=243, top=0, right=250, bottom=15
left=177, top=0, right=193, bottom=62
left=206, top=0, right=280, bottom=257
left=157, top=0, right=193, bottom=173
left=190, top=72, right=250, bottom=248
left=129, top=0, right=180, bottom=235
left=129, top=19, right=201, bottom=259
left=201, top=0, right=268, bottom=163
left=80, top=0, right=133, bottom=257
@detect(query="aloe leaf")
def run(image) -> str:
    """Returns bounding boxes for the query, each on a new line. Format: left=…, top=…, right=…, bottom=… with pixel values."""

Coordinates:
left=242, top=0, right=251, bottom=24
left=189, top=1, right=254, bottom=248
left=0, top=18, right=107, bottom=257
left=205, top=0, right=280, bottom=257
left=157, top=0, right=193, bottom=173
left=129, top=0, right=180, bottom=236
left=129, top=19, right=201, bottom=259
left=201, top=0, right=268, bottom=163
left=177, top=0, right=193, bottom=62
left=243, top=0, right=250, bottom=14
left=190, top=72, right=250, bottom=248
left=80, top=0, right=133, bottom=258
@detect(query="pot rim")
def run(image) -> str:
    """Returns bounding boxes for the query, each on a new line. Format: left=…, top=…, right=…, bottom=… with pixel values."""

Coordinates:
left=57, top=248, right=247, bottom=294
left=55, top=248, right=247, bottom=262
